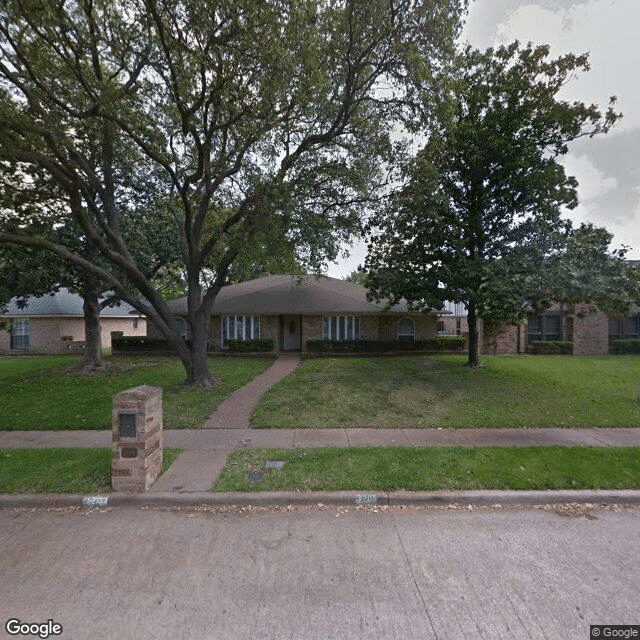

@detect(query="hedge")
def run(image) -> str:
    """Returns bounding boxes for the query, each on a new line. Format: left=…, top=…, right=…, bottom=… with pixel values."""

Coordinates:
left=529, top=340, right=574, bottom=355
left=225, top=339, right=275, bottom=352
left=112, top=336, right=275, bottom=353
left=112, top=336, right=177, bottom=352
left=306, top=337, right=467, bottom=353
left=611, top=339, right=640, bottom=354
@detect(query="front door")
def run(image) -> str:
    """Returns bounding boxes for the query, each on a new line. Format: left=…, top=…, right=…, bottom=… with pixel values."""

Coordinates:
left=282, top=315, right=302, bottom=351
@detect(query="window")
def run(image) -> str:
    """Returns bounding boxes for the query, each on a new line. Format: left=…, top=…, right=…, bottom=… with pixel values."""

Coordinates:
left=222, top=315, right=260, bottom=346
left=436, top=320, right=445, bottom=333
left=527, top=314, right=562, bottom=344
left=397, top=317, right=415, bottom=342
left=174, top=317, right=187, bottom=340
left=10, top=319, right=30, bottom=351
left=623, top=316, right=640, bottom=339
left=322, top=316, right=360, bottom=341
left=133, top=318, right=139, bottom=329
left=610, top=315, right=640, bottom=343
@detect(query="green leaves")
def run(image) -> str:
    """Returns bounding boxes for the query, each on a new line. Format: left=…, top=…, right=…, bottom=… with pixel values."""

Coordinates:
left=365, top=42, right=624, bottom=366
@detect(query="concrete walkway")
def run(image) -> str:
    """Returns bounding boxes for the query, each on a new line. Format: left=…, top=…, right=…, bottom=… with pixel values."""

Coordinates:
left=202, top=353, right=301, bottom=429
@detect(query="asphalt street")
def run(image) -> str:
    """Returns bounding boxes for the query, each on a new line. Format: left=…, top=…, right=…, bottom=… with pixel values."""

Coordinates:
left=1, top=503, right=638, bottom=640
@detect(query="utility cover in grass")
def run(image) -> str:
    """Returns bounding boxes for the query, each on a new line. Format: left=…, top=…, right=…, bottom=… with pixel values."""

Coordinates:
left=265, top=460, right=286, bottom=470
left=247, top=471, right=264, bottom=482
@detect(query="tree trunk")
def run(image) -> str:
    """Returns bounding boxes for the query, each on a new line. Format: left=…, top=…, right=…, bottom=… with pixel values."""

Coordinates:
left=81, top=286, right=103, bottom=370
left=185, top=311, right=213, bottom=387
left=466, top=300, right=481, bottom=367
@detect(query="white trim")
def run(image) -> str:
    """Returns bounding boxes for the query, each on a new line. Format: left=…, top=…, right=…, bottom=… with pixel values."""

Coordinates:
left=323, top=315, right=360, bottom=341
left=221, top=315, right=260, bottom=346
left=397, top=317, right=415, bottom=341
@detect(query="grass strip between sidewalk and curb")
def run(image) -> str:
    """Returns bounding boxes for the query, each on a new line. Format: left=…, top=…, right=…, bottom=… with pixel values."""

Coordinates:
left=213, top=446, right=640, bottom=492
left=0, top=448, right=181, bottom=494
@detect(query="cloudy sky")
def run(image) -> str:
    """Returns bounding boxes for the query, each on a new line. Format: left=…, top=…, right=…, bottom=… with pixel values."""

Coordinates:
left=327, top=0, right=640, bottom=278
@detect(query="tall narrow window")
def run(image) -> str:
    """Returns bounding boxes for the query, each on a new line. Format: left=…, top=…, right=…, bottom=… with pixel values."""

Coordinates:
left=221, top=316, right=260, bottom=346
left=10, top=319, right=30, bottom=351
left=322, top=316, right=360, bottom=341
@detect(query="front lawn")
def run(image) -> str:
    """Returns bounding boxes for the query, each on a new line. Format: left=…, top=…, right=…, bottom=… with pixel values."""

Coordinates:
left=0, top=355, right=274, bottom=430
left=0, top=447, right=181, bottom=494
left=252, top=355, right=640, bottom=428
left=214, top=445, right=640, bottom=492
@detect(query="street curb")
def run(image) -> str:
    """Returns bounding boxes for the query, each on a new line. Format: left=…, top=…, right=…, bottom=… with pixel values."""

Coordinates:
left=2, top=489, right=640, bottom=510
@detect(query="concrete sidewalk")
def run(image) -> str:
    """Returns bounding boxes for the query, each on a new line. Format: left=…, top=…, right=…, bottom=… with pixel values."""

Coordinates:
left=2, top=426, right=640, bottom=450
left=3, top=427, right=640, bottom=495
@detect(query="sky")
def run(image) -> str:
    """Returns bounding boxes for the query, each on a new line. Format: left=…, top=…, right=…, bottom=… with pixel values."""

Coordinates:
left=326, top=0, right=640, bottom=278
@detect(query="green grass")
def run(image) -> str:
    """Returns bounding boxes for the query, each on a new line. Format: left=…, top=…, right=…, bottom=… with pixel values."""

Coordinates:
left=213, top=446, right=640, bottom=492
left=252, top=355, right=640, bottom=428
left=0, top=447, right=181, bottom=494
left=0, top=355, right=81, bottom=380
left=0, top=355, right=274, bottom=430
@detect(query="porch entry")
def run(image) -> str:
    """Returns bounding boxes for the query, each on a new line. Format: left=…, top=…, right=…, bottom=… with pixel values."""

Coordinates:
left=280, top=315, right=302, bottom=351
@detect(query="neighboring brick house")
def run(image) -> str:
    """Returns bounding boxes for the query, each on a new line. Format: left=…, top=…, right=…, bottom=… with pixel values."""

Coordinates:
left=480, top=303, right=640, bottom=355
left=0, top=288, right=146, bottom=354
left=151, top=274, right=440, bottom=353
left=437, top=302, right=466, bottom=337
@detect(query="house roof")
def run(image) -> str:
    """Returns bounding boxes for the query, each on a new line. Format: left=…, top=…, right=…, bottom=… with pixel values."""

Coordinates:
left=167, top=274, right=436, bottom=316
left=2, top=288, right=142, bottom=317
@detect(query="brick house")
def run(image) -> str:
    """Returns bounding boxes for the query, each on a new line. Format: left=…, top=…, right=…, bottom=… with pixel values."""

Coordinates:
left=152, top=274, right=440, bottom=353
left=480, top=303, right=640, bottom=355
left=0, top=288, right=146, bottom=354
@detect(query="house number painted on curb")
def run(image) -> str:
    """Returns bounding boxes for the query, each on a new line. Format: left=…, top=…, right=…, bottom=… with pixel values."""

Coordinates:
left=355, top=494, right=378, bottom=505
left=82, top=496, right=109, bottom=507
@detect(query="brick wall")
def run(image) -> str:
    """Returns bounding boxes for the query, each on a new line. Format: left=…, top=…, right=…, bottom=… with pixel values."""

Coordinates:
left=573, top=306, right=609, bottom=355
left=0, top=316, right=146, bottom=354
left=438, top=315, right=458, bottom=335
left=101, top=318, right=146, bottom=348
left=302, top=315, right=322, bottom=352
left=360, top=315, right=379, bottom=340
left=377, top=317, right=395, bottom=340
left=481, top=321, right=524, bottom=355
left=260, top=315, right=279, bottom=352
left=0, top=330, right=9, bottom=352
left=415, top=315, right=437, bottom=340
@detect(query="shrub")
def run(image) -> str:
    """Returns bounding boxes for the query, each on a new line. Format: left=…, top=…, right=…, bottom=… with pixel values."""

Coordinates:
left=112, top=336, right=173, bottom=352
left=611, top=339, right=640, bottom=354
left=225, top=339, right=275, bottom=352
left=305, top=337, right=466, bottom=353
left=529, top=341, right=573, bottom=355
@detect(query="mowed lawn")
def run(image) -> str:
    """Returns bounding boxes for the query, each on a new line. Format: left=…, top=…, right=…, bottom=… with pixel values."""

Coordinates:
left=0, top=355, right=274, bottom=430
left=252, top=355, right=640, bottom=428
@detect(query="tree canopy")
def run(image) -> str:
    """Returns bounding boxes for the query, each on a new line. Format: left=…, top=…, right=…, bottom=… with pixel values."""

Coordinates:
left=0, top=0, right=464, bottom=385
left=364, top=42, right=623, bottom=366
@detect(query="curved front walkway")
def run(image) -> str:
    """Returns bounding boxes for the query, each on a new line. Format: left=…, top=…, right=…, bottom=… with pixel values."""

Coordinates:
left=202, top=353, right=301, bottom=429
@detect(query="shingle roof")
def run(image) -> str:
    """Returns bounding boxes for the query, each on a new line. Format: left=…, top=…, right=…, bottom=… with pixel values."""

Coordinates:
left=2, top=288, right=141, bottom=317
left=167, top=275, right=434, bottom=315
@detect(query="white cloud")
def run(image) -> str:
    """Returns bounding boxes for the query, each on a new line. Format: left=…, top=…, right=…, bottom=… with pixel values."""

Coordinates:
left=464, top=0, right=640, bottom=131
left=562, top=153, right=618, bottom=201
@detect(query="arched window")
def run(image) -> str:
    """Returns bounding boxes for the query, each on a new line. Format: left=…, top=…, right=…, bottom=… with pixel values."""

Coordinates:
left=397, top=317, right=415, bottom=342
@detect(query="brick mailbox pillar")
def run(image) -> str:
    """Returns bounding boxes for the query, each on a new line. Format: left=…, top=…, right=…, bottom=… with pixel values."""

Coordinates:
left=112, top=386, right=163, bottom=492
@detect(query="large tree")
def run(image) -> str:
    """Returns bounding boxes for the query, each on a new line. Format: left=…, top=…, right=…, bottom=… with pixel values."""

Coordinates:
left=0, top=159, right=180, bottom=370
left=0, top=0, right=464, bottom=385
left=365, top=42, right=621, bottom=367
